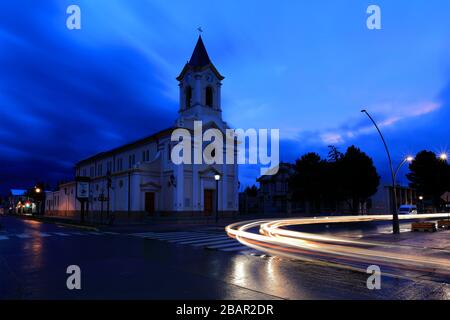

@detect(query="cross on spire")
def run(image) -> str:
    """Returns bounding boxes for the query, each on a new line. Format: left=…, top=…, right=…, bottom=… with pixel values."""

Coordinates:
left=197, top=26, right=203, bottom=34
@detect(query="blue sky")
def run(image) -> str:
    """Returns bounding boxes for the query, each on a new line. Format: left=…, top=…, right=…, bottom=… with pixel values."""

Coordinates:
left=1, top=0, right=450, bottom=194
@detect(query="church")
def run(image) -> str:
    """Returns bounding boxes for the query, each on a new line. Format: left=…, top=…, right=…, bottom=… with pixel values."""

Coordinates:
left=45, top=36, right=239, bottom=218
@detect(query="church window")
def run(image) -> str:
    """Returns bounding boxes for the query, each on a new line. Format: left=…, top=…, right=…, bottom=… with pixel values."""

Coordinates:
left=205, top=86, right=213, bottom=107
left=185, top=86, right=192, bottom=108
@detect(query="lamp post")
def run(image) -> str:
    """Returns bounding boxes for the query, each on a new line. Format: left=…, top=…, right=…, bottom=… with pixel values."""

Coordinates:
left=214, top=173, right=221, bottom=223
left=394, top=156, right=414, bottom=185
left=361, top=109, right=400, bottom=234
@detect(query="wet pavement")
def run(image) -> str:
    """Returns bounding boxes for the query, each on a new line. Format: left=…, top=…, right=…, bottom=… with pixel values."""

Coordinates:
left=0, top=215, right=449, bottom=299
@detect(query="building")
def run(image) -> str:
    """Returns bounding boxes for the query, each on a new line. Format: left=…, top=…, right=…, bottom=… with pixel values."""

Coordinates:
left=257, top=162, right=295, bottom=214
left=46, top=36, right=239, bottom=219
left=369, top=185, right=418, bottom=214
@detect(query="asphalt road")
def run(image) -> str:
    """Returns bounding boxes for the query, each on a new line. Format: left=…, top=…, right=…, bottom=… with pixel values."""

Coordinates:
left=0, top=215, right=448, bottom=299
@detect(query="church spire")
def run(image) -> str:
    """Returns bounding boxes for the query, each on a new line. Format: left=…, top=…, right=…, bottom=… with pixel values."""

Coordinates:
left=188, top=36, right=212, bottom=67
left=177, top=36, right=224, bottom=81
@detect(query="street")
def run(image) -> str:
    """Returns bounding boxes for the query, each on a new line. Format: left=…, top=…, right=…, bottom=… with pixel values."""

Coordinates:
left=1, top=215, right=449, bottom=299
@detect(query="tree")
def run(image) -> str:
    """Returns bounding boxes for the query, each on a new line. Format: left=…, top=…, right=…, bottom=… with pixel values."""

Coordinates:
left=407, top=150, right=450, bottom=208
left=244, top=185, right=258, bottom=197
left=340, top=146, right=380, bottom=213
left=289, top=152, right=328, bottom=211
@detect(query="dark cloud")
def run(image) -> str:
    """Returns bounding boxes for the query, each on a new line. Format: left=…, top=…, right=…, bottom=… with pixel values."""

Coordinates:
left=0, top=2, right=175, bottom=194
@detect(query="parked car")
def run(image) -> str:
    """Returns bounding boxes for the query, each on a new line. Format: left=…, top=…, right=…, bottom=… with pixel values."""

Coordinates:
left=398, top=205, right=418, bottom=215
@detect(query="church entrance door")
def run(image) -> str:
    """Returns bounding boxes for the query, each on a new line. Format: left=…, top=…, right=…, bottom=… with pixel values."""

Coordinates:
left=204, top=190, right=213, bottom=216
left=145, top=192, right=155, bottom=216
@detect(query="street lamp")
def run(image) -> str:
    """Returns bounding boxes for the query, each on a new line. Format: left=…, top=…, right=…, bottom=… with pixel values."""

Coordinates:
left=35, top=187, right=41, bottom=193
left=439, top=153, right=448, bottom=161
left=361, top=109, right=400, bottom=234
left=394, top=156, right=414, bottom=185
left=214, top=173, right=221, bottom=223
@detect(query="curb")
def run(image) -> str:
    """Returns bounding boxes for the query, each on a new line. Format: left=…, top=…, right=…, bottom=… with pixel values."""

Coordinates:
left=13, top=215, right=99, bottom=232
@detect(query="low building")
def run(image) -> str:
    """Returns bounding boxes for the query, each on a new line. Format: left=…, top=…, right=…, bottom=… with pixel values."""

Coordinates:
left=368, top=185, right=418, bottom=214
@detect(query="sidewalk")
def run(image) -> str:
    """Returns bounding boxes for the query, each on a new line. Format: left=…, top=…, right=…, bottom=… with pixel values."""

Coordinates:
left=9, top=212, right=283, bottom=233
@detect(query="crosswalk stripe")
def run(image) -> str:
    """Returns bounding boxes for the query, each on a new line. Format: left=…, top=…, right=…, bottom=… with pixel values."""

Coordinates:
left=70, top=232, right=86, bottom=235
left=103, top=232, right=119, bottom=235
left=88, top=232, right=103, bottom=235
left=191, top=239, right=235, bottom=247
left=177, top=236, right=230, bottom=245
left=15, top=234, right=31, bottom=238
left=0, top=235, right=9, bottom=240
left=221, top=245, right=251, bottom=252
left=38, top=232, right=51, bottom=237
left=136, top=232, right=191, bottom=239
left=206, top=242, right=242, bottom=249
left=53, top=232, right=70, bottom=236
left=166, top=235, right=221, bottom=243
left=145, top=233, right=206, bottom=241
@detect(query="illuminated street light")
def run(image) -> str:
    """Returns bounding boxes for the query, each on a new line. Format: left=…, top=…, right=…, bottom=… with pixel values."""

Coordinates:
left=35, top=187, right=41, bottom=193
left=439, top=153, right=448, bottom=161
left=419, top=196, right=424, bottom=201
left=394, top=156, right=414, bottom=184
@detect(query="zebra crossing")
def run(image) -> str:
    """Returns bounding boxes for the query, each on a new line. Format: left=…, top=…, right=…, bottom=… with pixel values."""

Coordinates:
left=132, top=231, right=265, bottom=256
left=0, top=230, right=116, bottom=241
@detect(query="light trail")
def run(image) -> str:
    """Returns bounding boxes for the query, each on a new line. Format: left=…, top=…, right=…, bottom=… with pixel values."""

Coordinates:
left=226, top=214, right=450, bottom=276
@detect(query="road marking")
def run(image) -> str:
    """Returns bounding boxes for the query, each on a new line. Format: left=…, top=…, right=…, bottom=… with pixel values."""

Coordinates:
left=70, top=232, right=87, bottom=235
left=221, top=245, right=251, bottom=252
left=132, top=232, right=189, bottom=239
left=53, top=232, right=70, bottom=236
left=206, top=242, right=243, bottom=249
left=38, top=232, right=51, bottom=237
left=177, top=236, right=229, bottom=245
left=103, top=232, right=120, bottom=235
left=166, top=234, right=218, bottom=242
left=191, top=239, right=235, bottom=247
left=15, top=233, right=32, bottom=238
left=0, top=235, right=9, bottom=240
left=144, top=232, right=197, bottom=239
left=88, top=232, right=103, bottom=235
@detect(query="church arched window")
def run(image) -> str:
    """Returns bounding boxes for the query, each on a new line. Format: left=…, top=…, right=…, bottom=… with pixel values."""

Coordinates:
left=205, top=86, right=213, bottom=107
left=185, top=86, right=192, bottom=108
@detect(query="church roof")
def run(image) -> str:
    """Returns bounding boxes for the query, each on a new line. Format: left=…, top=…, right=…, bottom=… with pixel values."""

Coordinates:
left=189, top=36, right=212, bottom=67
left=177, top=36, right=224, bottom=81
left=75, top=127, right=173, bottom=167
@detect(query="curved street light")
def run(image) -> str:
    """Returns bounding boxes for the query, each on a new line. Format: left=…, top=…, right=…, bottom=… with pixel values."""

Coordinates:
left=394, top=156, right=414, bottom=185
left=361, top=109, right=400, bottom=234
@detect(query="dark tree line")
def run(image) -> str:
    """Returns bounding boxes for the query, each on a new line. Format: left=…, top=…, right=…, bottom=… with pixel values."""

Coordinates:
left=289, top=145, right=380, bottom=214
left=407, top=150, right=450, bottom=208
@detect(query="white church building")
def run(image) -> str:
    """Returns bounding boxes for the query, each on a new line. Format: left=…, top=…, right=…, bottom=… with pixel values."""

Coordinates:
left=45, top=36, right=239, bottom=218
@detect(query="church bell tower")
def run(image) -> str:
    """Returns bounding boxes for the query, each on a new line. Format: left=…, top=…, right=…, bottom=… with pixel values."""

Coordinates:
left=175, top=36, right=226, bottom=130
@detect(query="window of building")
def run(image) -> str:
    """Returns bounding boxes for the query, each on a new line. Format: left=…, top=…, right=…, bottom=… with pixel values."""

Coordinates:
left=129, top=154, right=135, bottom=168
left=98, top=164, right=102, bottom=176
left=167, top=144, right=172, bottom=162
left=185, top=86, right=192, bottom=108
left=90, top=166, right=94, bottom=177
left=117, top=158, right=123, bottom=171
left=205, top=86, right=213, bottom=107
